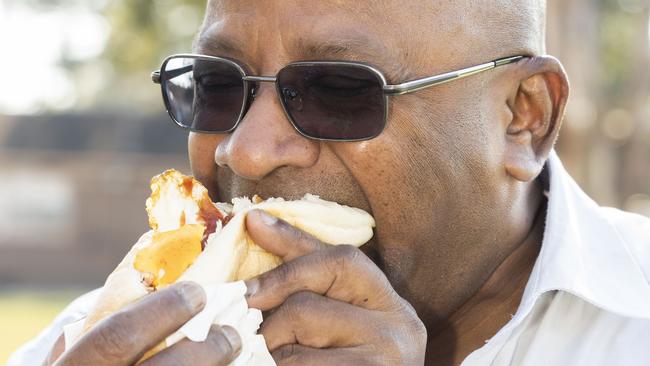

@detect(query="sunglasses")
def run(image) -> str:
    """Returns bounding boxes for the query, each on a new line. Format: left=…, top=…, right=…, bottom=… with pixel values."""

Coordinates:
left=152, top=54, right=525, bottom=141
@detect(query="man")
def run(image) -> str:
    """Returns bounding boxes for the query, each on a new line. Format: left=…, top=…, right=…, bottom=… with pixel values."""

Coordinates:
left=10, top=0, right=650, bottom=365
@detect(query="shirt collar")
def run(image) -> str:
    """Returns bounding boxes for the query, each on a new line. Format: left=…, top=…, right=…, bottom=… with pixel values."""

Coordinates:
left=523, top=150, right=650, bottom=320
left=481, top=150, right=650, bottom=349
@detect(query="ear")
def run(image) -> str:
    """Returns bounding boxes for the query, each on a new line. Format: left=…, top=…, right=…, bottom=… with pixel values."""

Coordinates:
left=504, top=56, right=569, bottom=182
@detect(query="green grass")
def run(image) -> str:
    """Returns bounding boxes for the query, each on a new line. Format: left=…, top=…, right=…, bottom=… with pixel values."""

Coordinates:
left=0, top=289, right=88, bottom=365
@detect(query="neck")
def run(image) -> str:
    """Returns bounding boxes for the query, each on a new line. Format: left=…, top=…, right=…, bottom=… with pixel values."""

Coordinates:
left=425, top=197, right=547, bottom=366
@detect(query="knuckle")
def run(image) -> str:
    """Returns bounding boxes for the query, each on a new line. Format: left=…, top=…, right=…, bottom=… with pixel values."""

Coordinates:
left=282, top=291, right=316, bottom=323
left=330, top=244, right=361, bottom=269
left=376, top=339, right=416, bottom=365
left=374, top=313, right=427, bottom=364
left=294, top=228, right=317, bottom=246
left=289, top=291, right=318, bottom=307
left=292, top=229, right=308, bottom=246
left=168, top=282, right=205, bottom=314
left=400, top=301, right=428, bottom=342
left=333, top=243, right=359, bottom=259
left=206, top=325, right=237, bottom=358
left=411, top=318, right=428, bottom=355
left=274, top=344, right=301, bottom=364
left=89, top=312, right=138, bottom=362
left=407, top=309, right=428, bottom=341
left=351, top=348, right=384, bottom=366
left=273, top=260, right=300, bottom=286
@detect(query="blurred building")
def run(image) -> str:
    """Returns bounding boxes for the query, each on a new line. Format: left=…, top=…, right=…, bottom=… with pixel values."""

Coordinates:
left=0, top=113, right=189, bottom=287
left=548, top=0, right=650, bottom=214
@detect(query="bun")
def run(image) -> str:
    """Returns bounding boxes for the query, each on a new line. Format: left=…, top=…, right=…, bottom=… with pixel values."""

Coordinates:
left=80, top=170, right=375, bottom=360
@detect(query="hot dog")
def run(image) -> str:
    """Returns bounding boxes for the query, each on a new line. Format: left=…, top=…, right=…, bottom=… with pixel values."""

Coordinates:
left=79, top=169, right=375, bottom=363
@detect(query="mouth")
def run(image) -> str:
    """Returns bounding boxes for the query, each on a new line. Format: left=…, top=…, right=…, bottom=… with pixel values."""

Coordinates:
left=213, top=165, right=374, bottom=215
left=208, top=165, right=381, bottom=264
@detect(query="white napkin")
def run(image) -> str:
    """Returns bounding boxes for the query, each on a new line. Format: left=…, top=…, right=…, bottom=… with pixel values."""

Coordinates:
left=168, top=281, right=275, bottom=365
left=63, top=281, right=275, bottom=365
left=62, top=317, right=86, bottom=351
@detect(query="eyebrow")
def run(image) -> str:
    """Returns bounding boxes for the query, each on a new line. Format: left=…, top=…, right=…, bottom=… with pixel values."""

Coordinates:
left=294, top=36, right=411, bottom=82
left=194, top=33, right=411, bottom=82
left=194, top=34, right=245, bottom=59
left=296, top=36, right=379, bottom=60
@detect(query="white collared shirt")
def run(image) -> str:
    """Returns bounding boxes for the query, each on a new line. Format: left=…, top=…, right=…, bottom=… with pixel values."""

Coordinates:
left=9, top=151, right=650, bottom=366
left=462, top=151, right=650, bottom=365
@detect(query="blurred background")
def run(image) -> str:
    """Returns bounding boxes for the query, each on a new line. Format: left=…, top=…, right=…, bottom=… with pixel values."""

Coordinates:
left=0, top=0, right=649, bottom=362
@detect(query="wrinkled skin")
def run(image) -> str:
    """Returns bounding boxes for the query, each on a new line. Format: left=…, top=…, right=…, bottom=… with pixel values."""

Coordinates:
left=48, top=0, right=569, bottom=365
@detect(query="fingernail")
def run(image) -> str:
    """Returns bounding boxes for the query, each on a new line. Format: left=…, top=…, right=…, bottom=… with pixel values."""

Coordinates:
left=244, top=278, right=259, bottom=298
left=258, top=210, right=277, bottom=226
left=222, top=325, right=242, bottom=352
left=178, top=282, right=206, bottom=312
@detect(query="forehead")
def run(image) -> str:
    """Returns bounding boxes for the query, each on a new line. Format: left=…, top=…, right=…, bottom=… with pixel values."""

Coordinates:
left=197, top=0, right=458, bottom=80
left=202, top=0, right=399, bottom=39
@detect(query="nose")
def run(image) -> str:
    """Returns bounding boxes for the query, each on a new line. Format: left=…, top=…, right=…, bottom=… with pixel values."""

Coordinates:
left=214, top=83, right=320, bottom=180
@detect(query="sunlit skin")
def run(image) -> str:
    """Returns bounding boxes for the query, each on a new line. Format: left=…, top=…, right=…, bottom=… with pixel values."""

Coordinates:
left=190, top=0, right=568, bottom=364
left=47, top=1, right=569, bottom=365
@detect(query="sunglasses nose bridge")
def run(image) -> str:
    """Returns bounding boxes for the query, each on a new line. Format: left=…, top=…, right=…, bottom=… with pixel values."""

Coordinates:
left=242, top=75, right=277, bottom=83
left=243, top=76, right=278, bottom=99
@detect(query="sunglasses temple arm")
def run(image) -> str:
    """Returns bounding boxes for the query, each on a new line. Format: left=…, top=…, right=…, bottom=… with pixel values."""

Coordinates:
left=383, top=55, right=525, bottom=95
left=151, top=64, right=195, bottom=84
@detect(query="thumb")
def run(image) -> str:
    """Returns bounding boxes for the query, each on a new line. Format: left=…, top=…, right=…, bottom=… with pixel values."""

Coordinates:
left=245, top=209, right=326, bottom=261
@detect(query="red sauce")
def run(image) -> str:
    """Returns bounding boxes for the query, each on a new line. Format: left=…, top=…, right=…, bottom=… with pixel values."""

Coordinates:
left=181, top=177, right=194, bottom=197
left=222, top=214, right=233, bottom=226
left=198, top=198, right=226, bottom=249
left=179, top=211, right=186, bottom=227
left=180, top=176, right=233, bottom=249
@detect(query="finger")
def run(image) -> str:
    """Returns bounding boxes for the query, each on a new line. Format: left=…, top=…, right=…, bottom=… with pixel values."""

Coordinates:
left=58, top=282, right=205, bottom=366
left=246, top=245, right=400, bottom=311
left=261, top=291, right=382, bottom=351
left=246, top=209, right=327, bottom=261
left=272, top=344, right=375, bottom=366
left=138, top=325, right=242, bottom=366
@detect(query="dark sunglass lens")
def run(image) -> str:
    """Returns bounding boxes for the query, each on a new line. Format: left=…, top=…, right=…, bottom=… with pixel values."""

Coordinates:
left=162, top=57, right=245, bottom=132
left=277, top=64, right=385, bottom=140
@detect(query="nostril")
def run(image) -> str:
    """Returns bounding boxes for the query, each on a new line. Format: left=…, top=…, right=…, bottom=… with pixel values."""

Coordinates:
left=214, top=141, right=229, bottom=168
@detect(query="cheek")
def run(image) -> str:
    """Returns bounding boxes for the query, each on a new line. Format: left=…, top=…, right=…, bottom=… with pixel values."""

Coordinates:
left=395, top=86, right=503, bottom=196
left=332, top=89, right=500, bottom=257
left=332, top=99, right=444, bottom=240
left=188, top=132, right=224, bottom=181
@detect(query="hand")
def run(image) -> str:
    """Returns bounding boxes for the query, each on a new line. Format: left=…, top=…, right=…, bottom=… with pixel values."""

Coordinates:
left=245, top=210, right=427, bottom=365
left=48, top=282, right=242, bottom=366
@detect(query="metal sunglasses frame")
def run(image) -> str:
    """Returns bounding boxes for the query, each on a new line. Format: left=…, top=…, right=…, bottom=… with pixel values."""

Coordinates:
left=152, top=53, right=526, bottom=142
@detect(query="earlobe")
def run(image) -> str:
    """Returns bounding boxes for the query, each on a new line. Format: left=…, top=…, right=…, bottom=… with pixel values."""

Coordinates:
left=504, top=56, right=569, bottom=182
left=504, top=131, right=543, bottom=182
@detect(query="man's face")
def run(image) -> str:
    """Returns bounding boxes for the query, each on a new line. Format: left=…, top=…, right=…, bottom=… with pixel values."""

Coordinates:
left=189, top=0, right=523, bottom=323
